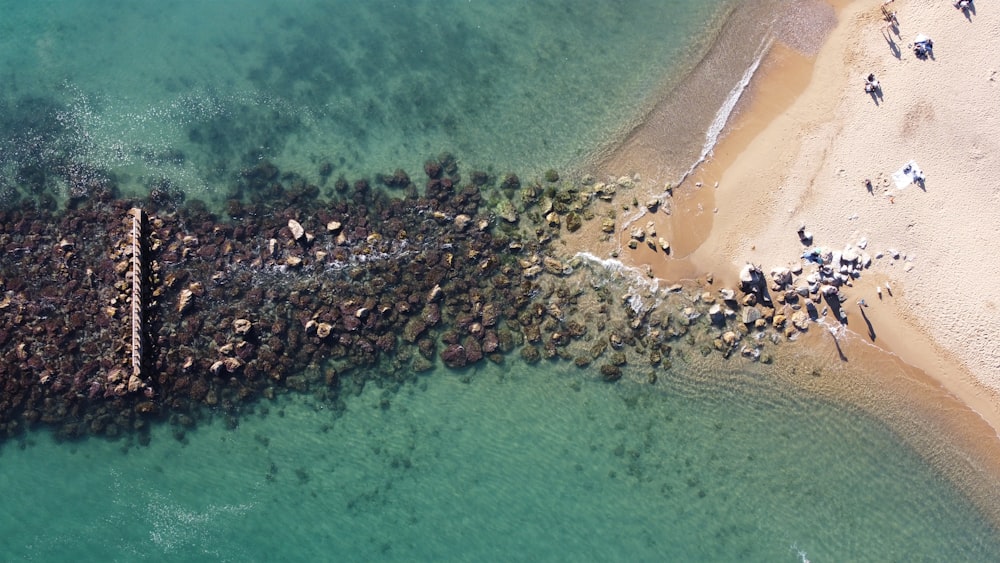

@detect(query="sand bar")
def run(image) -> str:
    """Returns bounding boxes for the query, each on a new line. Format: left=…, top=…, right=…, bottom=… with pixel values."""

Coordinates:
left=595, top=0, right=1000, bottom=428
left=577, top=0, right=1000, bottom=523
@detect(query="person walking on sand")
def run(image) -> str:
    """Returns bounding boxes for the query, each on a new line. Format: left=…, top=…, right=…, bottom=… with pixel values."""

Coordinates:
left=881, top=1, right=898, bottom=24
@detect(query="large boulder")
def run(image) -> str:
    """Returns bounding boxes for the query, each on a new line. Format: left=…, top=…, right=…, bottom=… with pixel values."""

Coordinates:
left=709, top=303, right=725, bottom=325
left=770, top=267, right=793, bottom=289
left=497, top=200, right=519, bottom=223
left=441, top=344, right=468, bottom=368
left=741, top=307, right=762, bottom=325
left=791, top=310, right=810, bottom=331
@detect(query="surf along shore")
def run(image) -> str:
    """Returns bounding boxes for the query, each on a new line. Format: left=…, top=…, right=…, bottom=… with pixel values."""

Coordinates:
left=572, top=0, right=1000, bottom=526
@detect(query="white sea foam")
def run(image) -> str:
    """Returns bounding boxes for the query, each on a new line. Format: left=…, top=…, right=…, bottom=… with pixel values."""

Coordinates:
left=676, top=36, right=774, bottom=187
left=574, top=251, right=649, bottom=283
left=573, top=251, right=666, bottom=315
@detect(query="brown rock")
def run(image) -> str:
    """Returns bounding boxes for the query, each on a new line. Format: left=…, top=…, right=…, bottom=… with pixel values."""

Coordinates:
left=234, top=318, right=252, bottom=335
left=288, top=219, right=305, bottom=241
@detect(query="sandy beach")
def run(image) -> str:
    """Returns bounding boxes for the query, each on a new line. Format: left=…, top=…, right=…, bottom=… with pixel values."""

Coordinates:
left=588, top=0, right=1000, bottom=438
left=569, top=0, right=1000, bottom=527
left=706, top=0, right=1000, bottom=421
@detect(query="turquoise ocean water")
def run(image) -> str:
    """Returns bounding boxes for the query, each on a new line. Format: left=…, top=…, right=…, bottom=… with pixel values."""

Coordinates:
left=0, top=0, right=730, bottom=207
left=2, top=1, right=1000, bottom=561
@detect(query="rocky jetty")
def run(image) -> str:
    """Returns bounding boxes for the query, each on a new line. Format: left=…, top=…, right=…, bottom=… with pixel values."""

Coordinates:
left=0, top=156, right=831, bottom=446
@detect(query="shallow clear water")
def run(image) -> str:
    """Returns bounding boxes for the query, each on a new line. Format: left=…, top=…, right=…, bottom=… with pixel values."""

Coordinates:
left=2, top=1, right=1000, bottom=561
left=1, top=0, right=730, bottom=207
left=2, top=360, right=999, bottom=561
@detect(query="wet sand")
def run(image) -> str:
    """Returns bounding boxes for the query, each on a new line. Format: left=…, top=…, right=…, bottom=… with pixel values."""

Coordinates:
left=569, top=0, right=1000, bottom=529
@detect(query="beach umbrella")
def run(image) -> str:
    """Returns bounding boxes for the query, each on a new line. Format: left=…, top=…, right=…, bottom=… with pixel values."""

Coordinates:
left=914, top=33, right=930, bottom=44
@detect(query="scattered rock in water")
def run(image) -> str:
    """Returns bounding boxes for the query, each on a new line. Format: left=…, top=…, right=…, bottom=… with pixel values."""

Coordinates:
left=565, top=212, right=582, bottom=232
left=497, top=200, right=519, bottom=223
left=521, top=345, right=541, bottom=364
left=441, top=343, right=468, bottom=368
left=722, top=331, right=739, bottom=347
left=600, top=364, right=622, bottom=382
left=741, top=307, right=761, bottom=325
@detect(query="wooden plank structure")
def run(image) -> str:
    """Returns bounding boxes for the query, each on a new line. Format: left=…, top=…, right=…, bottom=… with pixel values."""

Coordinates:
left=129, top=207, right=145, bottom=382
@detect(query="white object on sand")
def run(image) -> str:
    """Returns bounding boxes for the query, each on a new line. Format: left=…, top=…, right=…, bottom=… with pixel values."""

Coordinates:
left=891, top=160, right=924, bottom=189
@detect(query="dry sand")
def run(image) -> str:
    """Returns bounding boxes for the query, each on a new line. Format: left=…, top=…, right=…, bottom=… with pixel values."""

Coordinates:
left=590, top=0, right=1000, bottom=434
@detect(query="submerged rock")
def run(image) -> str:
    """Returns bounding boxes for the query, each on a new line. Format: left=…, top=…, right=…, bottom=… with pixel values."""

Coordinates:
left=497, top=200, right=519, bottom=223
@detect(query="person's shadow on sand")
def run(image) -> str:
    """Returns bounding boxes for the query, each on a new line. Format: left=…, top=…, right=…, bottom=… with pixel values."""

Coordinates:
left=883, top=32, right=901, bottom=59
left=868, top=85, right=884, bottom=105
left=859, top=305, right=876, bottom=342
left=959, top=0, right=976, bottom=21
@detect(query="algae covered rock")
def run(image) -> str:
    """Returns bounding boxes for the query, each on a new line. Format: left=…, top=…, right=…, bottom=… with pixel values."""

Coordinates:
left=497, top=200, right=519, bottom=223
left=565, top=212, right=582, bottom=233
